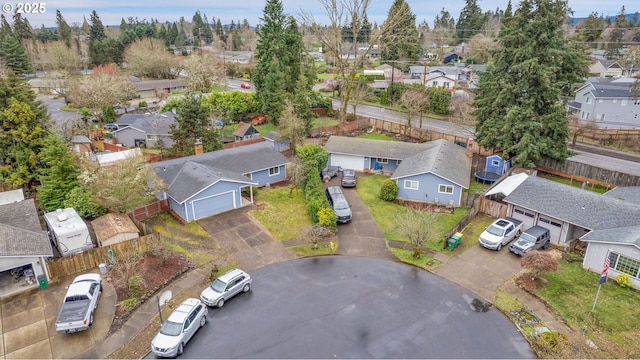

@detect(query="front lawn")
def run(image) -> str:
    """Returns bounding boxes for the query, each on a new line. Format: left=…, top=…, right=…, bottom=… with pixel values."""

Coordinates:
left=536, top=260, right=640, bottom=358
left=356, top=174, right=469, bottom=252
left=251, top=186, right=311, bottom=241
left=311, top=117, right=338, bottom=128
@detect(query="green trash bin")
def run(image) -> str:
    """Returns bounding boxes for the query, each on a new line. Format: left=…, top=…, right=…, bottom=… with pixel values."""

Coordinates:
left=38, top=275, right=48, bottom=289
left=447, top=232, right=463, bottom=251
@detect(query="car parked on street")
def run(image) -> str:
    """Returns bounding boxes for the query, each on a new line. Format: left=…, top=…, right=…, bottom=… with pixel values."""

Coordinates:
left=340, top=169, right=357, bottom=187
left=151, top=298, right=208, bottom=358
left=241, top=83, right=252, bottom=89
left=200, top=269, right=252, bottom=308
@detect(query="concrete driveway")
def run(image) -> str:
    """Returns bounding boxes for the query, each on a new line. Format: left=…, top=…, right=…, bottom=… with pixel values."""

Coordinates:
left=0, top=272, right=116, bottom=359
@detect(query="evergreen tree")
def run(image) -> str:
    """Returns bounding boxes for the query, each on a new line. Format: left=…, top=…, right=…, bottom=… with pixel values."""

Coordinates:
left=359, top=15, right=372, bottom=43
left=36, top=25, right=56, bottom=42
left=56, top=10, right=72, bottom=47
left=37, top=134, right=80, bottom=211
left=13, top=13, right=33, bottom=42
left=169, top=22, right=179, bottom=45
left=0, top=14, right=13, bottom=39
left=456, top=0, right=486, bottom=43
left=89, top=10, right=106, bottom=42
left=170, top=94, right=221, bottom=156
left=0, top=35, right=33, bottom=74
left=574, top=12, right=605, bottom=44
left=0, top=73, right=50, bottom=188
left=473, top=0, right=589, bottom=168
left=380, top=0, right=420, bottom=71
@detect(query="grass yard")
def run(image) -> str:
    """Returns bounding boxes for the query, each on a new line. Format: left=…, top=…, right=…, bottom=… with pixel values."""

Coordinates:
left=357, top=133, right=398, bottom=141
left=356, top=174, right=469, bottom=251
left=311, top=116, right=339, bottom=128
left=465, top=179, right=491, bottom=195
left=536, top=260, right=640, bottom=358
left=253, top=122, right=278, bottom=136
left=453, top=213, right=494, bottom=252
left=251, top=186, right=311, bottom=241
left=390, top=248, right=441, bottom=270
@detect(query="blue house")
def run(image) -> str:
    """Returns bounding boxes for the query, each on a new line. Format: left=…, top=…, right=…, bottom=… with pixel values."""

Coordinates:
left=324, top=136, right=471, bottom=206
left=153, top=141, right=289, bottom=222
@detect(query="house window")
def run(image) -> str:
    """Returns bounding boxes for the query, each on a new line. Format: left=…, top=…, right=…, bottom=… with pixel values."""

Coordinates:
left=433, top=81, right=439, bottom=87
left=443, top=82, right=450, bottom=88
left=491, top=160, right=500, bottom=166
left=268, top=167, right=280, bottom=176
left=585, top=96, right=592, bottom=104
left=438, top=184, right=453, bottom=194
left=404, top=180, right=419, bottom=190
left=597, top=114, right=605, bottom=122
left=514, top=208, right=534, bottom=218
left=621, top=99, right=628, bottom=106
left=610, top=252, right=640, bottom=278
left=539, top=217, right=561, bottom=227
left=376, top=158, right=388, bottom=164
left=147, top=135, right=158, bottom=141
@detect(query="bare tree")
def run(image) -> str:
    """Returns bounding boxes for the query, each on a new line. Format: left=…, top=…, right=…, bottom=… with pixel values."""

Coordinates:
left=124, top=38, right=176, bottom=79
left=68, top=65, right=137, bottom=123
left=300, top=0, right=401, bottom=122
left=568, top=114, right=599, bottom=145
left=399, top=89, right=427, bottom=137
left=278, top=100, right=307, bottom=154
left=520, top=250, right=559, bottom=280
left=300, top=224, right=336, bottom=250
left=394, top=210, right=439, bottom=258
left=78, top=153, right=166, bottom=213
left=449, top=91, right=476, bottom=138
left=347, top=80, right=370, bottom=120
left=287, top=158, right=306, bottom=195
left=44, top=41, right=83, bottom=73
left=468, top=34, right=497, bottom=64
left=182, top=53, right=223, bottom=93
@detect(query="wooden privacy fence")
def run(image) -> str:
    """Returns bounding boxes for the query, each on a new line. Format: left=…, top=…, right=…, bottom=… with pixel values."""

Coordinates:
left=444, top=194, right=481, bottom=242
left=479, top=197, right=507, bottom=218
left=46, top=235, right=154, bottom=283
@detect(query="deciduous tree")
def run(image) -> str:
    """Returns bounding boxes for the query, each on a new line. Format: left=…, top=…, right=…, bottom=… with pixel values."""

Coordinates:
left=278, top=100, right=306, bottom=154
left=399, top=89, right=426, bottom=136
left=520, top=250, right=559, bottom=279
left=124, top=38, right=175, bottom=79
left=394, top=210, right=439, bottom=258
left=182, top=53, right=222, bottom=92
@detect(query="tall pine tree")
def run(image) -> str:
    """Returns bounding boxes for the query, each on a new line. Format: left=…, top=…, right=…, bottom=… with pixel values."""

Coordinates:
left=56, top=10, right=72, bottom=47
left=473, top=0, right=588, bottom=168
left=456, top=0, right=486, bottom=43
left=379, top=0, right=420, bottom=71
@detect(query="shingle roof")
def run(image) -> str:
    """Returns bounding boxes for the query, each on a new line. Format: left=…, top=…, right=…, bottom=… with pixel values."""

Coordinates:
left=503, top=176, right=640, bottom=231
left=232, top=123, right=258, bottom=137
left=581, top=225, right=640, bottom=247
left=161, top=161, right=256, bottom=203
left=71, top=135, right=92, bottom=144
left=121, top=112, right=176, bottom=135
left=153, top=142, right=287, bottom=202
left=603, top=186, right=640, bottom=205
left=391, top=139, right=471, bottom=188
left=0, top=199, right=53, bottom=257
left=585, top=81, right=632, bottom=99
left=324, top=136, right=431, bottom=160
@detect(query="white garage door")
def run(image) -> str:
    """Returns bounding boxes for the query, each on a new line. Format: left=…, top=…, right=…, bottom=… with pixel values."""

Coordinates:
left=511, top=207, right=536, bottom=229
left=330, top=154, right=364, bottom=171
left=537, top=216, right=563, bottom=243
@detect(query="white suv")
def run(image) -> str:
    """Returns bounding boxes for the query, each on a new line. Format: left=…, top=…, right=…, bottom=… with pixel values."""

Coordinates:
left=151, top=298, right=208, bottom=358
left=200, top=269, right=252, bottom=308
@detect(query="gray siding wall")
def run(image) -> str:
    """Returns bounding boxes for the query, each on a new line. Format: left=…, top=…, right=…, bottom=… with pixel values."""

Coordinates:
left=574, top=88, right=640, bottom=128
left=249, top=165, right=286, bottom=186
left=395, top=173, right=462, bottom=206
left=115, top=128, right=145, bottom=147
left=583, top=243, right=640, bottom=289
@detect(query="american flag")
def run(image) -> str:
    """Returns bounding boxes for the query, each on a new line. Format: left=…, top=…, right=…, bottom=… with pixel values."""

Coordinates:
left=599, top=256, right=610, bottom=285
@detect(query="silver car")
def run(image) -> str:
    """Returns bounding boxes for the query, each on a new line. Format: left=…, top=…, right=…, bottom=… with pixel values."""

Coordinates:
left=200, top=269, right=252, bottom=308
left=151, top=298, right=208, bottom=358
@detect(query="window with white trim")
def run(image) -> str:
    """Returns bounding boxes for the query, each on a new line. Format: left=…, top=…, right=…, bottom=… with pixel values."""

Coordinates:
left=491, top=160, right=500, bottom=166
left=433, top=81, right=439, bottom=86
left=443, top=81, right=450, bottom=88
left=438, top=184, right=453, bottom=194
left=376, top=158, right=388, bottom=164
left=268, top=167, right=280, bottom=176
left=610, top=252, right=640, bottom=279
left=404, top=180, right=418, bottom=190
left=539, top=217, right=561, bottom=227
left=585, top=96, right=592, bottom=104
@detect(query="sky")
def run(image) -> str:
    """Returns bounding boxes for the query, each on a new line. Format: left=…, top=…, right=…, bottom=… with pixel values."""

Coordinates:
left=14, top=0, right=636, bottom=28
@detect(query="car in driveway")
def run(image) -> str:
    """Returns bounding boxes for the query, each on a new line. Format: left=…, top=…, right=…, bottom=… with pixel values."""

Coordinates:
left=151, top=298, right=208, bottom=358
left=200, top=269, right=252, bottom=308
left=340, top=169, right=357, bottom=187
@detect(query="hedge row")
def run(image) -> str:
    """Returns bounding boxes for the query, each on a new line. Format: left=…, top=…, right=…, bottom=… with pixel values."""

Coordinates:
left=297, top=144, right=337, bottom=228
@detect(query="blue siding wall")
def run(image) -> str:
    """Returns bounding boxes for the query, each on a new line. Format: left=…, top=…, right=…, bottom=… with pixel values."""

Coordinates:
left=168, top=196, right=188, bottom=221
left=395, top=173, right=462, bottom=206
left=185, top=180, right=245, bottom=221
left=485, top=155, right=504, bottom=175
left=367, top=157, right=400, bottom=171
left=250, top=165, right=286, bottom=186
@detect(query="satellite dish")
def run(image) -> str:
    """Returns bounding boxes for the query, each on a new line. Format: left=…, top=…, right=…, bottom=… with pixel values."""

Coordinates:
left=158, top=290, right=172, bottom=306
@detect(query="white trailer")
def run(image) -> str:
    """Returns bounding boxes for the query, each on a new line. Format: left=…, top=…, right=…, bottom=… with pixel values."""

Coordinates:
left=44, top=208, right=94, bottom=256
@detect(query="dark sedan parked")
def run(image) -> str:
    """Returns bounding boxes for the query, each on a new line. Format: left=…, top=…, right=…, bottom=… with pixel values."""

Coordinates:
left=340, top=169, right=357, bottom=188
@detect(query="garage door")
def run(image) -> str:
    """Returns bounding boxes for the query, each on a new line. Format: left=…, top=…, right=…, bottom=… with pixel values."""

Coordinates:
left=511, top=207, right=536, bottom=229
left=330, top=154, right=364, bottom=171
left=192, top=191, right=235, bottom=220
left=537, top=216, right=563, bottom=243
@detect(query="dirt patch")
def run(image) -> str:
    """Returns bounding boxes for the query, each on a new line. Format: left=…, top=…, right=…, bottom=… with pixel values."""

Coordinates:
left=393, top=199, right=455, bottom=213
left=107, top=253, right=192, bottom=333
left=515, top=273, right=548, bottom=292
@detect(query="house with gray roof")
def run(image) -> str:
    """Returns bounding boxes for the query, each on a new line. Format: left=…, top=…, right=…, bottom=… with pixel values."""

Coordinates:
left=567, top=78, right=640, bottom=129
left=0, top=197, right=53, bottom=295
left=113, top=112, right=176, bottom=148
left=152, top=141, right=288, bottom=222
left=502, top=176, right=640, bottom=289
left=324, top=136, right=471, bottom=206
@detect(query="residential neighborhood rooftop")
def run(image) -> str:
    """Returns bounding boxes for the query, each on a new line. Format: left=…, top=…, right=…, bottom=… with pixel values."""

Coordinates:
left=324, top=136, right=431, bottom=161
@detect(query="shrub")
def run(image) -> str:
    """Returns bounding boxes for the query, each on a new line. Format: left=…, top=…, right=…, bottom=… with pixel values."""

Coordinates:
left=317, top=206, right=337, bottom=229
left=379, top=179, right=399, bottom=201
left=617, top=273, right=632, bottom=289
left=138, top=100, right=148, bottom=109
